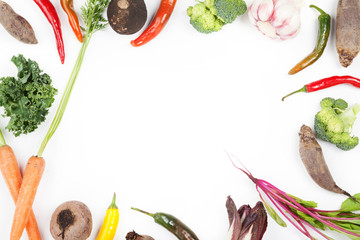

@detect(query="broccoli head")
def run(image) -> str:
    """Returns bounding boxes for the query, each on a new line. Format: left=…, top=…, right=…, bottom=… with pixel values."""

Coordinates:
left=187, top=2, right=224, bottom=34
left=213, top=0, right=247, bottom=23
left=187, top=0, right=247, bottom=33
left=314, top=97, right=360, bottom=150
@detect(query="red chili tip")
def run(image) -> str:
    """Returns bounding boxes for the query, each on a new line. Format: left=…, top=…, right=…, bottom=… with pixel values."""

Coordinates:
left=130, top=40, right=143, bottom=47
left=130, top=40, right=137, bottom=47
left=77, top=35, right=83, bottom=43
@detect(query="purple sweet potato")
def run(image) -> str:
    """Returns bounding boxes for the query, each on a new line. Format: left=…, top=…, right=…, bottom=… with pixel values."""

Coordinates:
left=0, top=1, right=37, bottom=44
left=299, top=125, right=353, bottom=197
left=336, top=0, right=360, bottom=67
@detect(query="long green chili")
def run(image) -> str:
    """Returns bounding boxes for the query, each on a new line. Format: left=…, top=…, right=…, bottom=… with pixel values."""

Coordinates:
left=288, top=5, right=330, bottom=75
left=132, top=207, right=199, bottom=240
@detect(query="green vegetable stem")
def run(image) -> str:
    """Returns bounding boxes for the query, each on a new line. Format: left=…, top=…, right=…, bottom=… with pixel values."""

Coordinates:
left=0, top=128, right=6, bottom=147
left=131, top=207, right=199, bottom=240
left=37, top=0, right=110, bottom=157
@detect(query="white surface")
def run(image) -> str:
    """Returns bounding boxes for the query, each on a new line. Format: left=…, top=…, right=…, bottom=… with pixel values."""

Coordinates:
left=0, top=0, right=359, bottom=239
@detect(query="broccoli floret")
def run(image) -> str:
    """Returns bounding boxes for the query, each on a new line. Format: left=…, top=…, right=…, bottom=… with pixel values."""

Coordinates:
left=314, top=97, right=360, bottom=151
left=187, top=3, right=224, bottom=34
left=334, top=98, right=348, bottom=110
left=213, top=0, right=247, bottom=23
left=320, top=97, right=335, bottom=108
left=187, top=0, right=247, bottom=33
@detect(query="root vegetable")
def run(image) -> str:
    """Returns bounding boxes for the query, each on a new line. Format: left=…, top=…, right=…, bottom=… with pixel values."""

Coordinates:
left=10, top=1, right=110, bottom=238
left=0, top=1, right=37, bottom=44
left=126, top=231, right=155, bottom=240
left=336, top=0, right=360, bottom=67
left=107, top=0, right=147, bottom=35
left=298, top=125, right=354, bottom=198
left=50, top=201, right=92, bottom=240
left=10, top=156, right=45, bottom=240
left=0, top=145, right=41, bottom=240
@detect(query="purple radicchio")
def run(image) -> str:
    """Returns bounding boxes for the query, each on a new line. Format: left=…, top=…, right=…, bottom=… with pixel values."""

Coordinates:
left=226, top=196, right=268, bottom=240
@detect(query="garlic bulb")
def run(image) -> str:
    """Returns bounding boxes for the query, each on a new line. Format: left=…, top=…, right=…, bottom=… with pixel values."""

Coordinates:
left=248, top=0, right=304, bottom=40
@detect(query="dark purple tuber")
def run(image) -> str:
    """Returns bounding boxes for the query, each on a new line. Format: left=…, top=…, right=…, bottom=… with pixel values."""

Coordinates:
left=107, top=0, right=147, bottom=35
left=50, top=201, right=92, bottom=240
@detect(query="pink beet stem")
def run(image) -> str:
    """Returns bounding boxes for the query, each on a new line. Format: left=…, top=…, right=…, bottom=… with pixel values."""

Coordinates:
left=257, top=185, right=310, bottom=237
left=234, top=161, right=360, bottom=239
left=255, top=178, right=360, bottom=238
left=259, top=186, right=331, bottom=240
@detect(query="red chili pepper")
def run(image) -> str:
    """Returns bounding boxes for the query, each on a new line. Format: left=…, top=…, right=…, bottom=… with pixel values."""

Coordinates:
left=60, top=0, right=83, bottom=42
left=282, top=75, right=360, bottom=101
left=34, top=0, right=65, bottom=64
left=130, top=0, right=177, bottom=47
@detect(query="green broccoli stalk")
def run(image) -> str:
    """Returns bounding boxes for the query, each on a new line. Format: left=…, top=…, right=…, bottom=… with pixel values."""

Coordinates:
left=314, top=97, right=360, bottom=150
left=187, top=0, right=246, bottom=34
left=0, top=55, right=57, bottom=137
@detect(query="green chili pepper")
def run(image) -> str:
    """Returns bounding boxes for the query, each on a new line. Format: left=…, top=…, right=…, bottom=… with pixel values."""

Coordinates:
left=288, top=5, right=330, bottom=75
left=131, top=207, right=199, bottom=240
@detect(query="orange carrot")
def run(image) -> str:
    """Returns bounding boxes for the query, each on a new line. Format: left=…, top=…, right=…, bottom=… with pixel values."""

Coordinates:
left=0, top=145, right=41, bottom=240
left=9, top=2, right=111, bottom=239
left=10, top=156, right=45, bottom=240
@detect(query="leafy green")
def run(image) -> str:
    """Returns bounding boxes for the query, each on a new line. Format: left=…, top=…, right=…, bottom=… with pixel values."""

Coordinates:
left=341, top=194, right=360, bottom=212
left=294, top=209, right=326, bottom=230
left=262, top=200, right=287, bottom=227
left=290, top=194, right=318, bottom=208
left=0, top=55, right=57, bottom=136
left=81, top=0, right=110, bottom=34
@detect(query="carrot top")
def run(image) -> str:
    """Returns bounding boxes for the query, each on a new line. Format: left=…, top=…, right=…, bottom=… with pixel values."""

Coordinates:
left=0, top=129, right=6, bottom=147
left=37, top=0, right=110, bottom=157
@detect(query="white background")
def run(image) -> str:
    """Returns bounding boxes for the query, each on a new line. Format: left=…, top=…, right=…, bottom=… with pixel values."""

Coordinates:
left=0, top=0, right=359, bottom=239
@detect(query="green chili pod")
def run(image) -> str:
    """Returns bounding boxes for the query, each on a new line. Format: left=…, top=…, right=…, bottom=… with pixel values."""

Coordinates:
left=132, top=207, right=199, bottom=240
left=288, top=5, right=331, bottom=75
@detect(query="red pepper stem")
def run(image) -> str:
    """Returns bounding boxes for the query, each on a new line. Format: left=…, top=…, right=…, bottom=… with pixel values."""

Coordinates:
left=282, top=85, right=308, bottom=101
left=131, top=207, right=155, bottom=218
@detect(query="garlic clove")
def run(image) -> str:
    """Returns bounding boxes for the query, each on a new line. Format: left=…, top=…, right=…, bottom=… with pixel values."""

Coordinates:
left=272, top=5, right=300, bottom=35
left=248, top=4, right=258, bottom=25
left=257, top=0, right=274, bottom=22
left=249, top=0, right=263, bottom=20
left=290, top=0, right=304, bottom=10
left=272, top=4, right=294, bottom=26
left=248, top=0, right=302, bottom=40
left=257, top=21, right=279, bottom=39
left=278, top=16, right=301, bottom=39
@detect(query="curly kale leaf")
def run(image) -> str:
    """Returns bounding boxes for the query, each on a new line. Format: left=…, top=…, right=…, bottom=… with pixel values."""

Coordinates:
left=0, top=55, right=57, bottom=136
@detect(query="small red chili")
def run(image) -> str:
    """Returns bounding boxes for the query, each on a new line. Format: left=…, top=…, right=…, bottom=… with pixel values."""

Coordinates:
left=282, top=75, right=360, bottom=101
left=130, top=0, right=177, bottom=47
left=33, top=0, right=65, bottom=64
left=60, top=0, right=83, bottom=43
